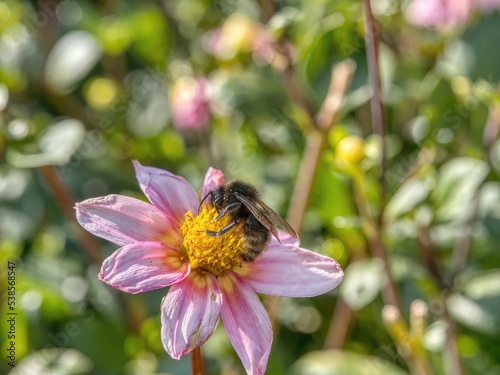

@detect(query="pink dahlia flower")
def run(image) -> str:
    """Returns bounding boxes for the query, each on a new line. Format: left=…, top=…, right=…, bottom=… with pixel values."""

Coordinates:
left=75, top=161, right=343, bottom=375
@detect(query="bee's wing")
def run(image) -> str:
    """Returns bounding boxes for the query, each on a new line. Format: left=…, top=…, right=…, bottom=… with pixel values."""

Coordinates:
left=235, top=193, right=298, bottom=241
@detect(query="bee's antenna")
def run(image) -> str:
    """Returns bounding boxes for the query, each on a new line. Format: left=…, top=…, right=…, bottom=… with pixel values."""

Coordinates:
left=198, top=192, right=211, bottom=213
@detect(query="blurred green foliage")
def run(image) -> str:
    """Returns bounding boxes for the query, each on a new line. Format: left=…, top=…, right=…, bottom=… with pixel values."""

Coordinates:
left=1, top=0, right=500, bottom=374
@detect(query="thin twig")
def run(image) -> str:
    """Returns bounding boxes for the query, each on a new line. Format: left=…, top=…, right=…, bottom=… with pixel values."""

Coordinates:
left=361, top=2, right=435, bottom=373
left=323, top=245, right=366, bottom=349
left=316, top=60, right=356, bottom=131
left=369, top=234, right=401, bottom=307
left=418, top=227, right=445, bottom=289
left=324, top=299, right=354, bottom=348
left=350, top=168, right=401, bottom=308
left=256, top=0, right=276, bottom=22
left=38, top=165, right=101, bottom=263
left=382, top=305, right=432, bottom=375
left=362, top=0, right=387, bottom=199
left=417, top=227, right=463, bottom=374
left=449, top=197, right=478, bottom=282
left=443, top=313, right=464, bottom=375
left=286, top=130, right=323, bottom=231
left=360, top=0, right=400, bottom=308
left=282, top=63, right=316, bottom=122
left=287, top=60, right=356, bottom=232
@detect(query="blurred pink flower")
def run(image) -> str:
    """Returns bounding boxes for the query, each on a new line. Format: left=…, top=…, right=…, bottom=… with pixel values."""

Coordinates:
left=406, top=0, right=473, bottom=29
left=75, top=161, right=343, bottom=375
left=475, top=0, right=500, bottom=11
left=170, top=77, right=211, bottom=132
left=406, top=0, right=500, bottom=29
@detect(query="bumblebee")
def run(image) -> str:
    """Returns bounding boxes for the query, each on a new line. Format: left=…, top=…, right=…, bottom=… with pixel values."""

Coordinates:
left=201, top=180, right=297, bottom=262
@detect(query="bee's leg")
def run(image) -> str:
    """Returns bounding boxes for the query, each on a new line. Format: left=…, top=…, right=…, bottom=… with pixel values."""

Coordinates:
left=206, top=220, right=240, bottom=237
left=214, top=203, right=241, bottom=222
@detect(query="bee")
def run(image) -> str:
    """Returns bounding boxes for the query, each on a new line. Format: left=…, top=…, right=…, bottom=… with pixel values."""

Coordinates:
left=201, top=180, right=298, bottom=262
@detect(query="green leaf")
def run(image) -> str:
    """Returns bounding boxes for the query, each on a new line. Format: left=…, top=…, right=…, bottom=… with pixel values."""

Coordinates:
left=340, top=258, right=385, bottom=310
left=9, top=348, right=93, bottom=375
left=384, top=176, right=431, bottom=222
left=462, top=269, right=500, bottom=300
left=432, top=157, right=489, bottom=223
left=447, top=293, right=500, bottom=335
left=290, top=349, right=409, bottom=375
left=7, top=119, right=86, bottom=168
left=44, top=30, right=102, bottom=94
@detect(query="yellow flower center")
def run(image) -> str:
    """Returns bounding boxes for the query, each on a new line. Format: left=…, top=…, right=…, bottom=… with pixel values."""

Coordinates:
left=180, top=204, right=246, bottom=276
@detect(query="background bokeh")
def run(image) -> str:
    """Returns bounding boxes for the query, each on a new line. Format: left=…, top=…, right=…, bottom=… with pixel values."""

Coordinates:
left=1, top=0, right=500, bottom=374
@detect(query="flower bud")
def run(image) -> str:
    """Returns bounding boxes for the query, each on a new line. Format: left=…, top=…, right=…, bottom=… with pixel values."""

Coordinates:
left=335, top=135, right=365, bottom=165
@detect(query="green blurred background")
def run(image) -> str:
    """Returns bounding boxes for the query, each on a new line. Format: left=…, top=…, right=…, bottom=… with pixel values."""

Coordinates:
left=1, top=0, right=500, bottom=374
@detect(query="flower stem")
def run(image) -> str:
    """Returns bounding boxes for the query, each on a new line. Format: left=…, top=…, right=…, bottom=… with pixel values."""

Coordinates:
left=192, top=347, right=206, bottom=375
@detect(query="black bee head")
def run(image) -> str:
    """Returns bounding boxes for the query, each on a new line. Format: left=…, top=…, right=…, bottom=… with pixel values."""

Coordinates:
left=210, top=187, right=225, bottom=211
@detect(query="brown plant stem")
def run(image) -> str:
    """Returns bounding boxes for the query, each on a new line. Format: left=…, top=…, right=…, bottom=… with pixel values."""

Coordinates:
left=192, top=347, right=206, bottom=375
left=287, top=60, right=356, bottom=232
left=351, top=169, right=401, bottom=308
left=417, top=230, right=464, bottom=375
left=38, top=165, right=101, bottom=264
left=286, top=129, right=324, bottom=231
left=361, top=0, right=406, bottom=343
left=323, top=245, right=367, bottom=349
left=382, top=305, right=432, bottom=375
left=360, top=2, right=434, bottom=373
left=362, top=0, right=387, bottom=199
left=418, top=227, right=445, bottom=289
left=359, top=0, right=401, bottom=315
left=323, top=298, right=354, bottom=348
left=370, top=233, right=401, bottom=306
left=256, top=0, right=276, bottom=22
left=443, top=313, right=464, bottom=375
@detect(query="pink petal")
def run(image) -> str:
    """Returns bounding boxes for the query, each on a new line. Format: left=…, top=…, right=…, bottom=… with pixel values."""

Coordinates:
left=269, top=229, right=300, bottom=247
left=133, top=160, right=199, bottom=226
left=99, top=241, right=189, bottom=294
left=219, top=272, right=272, bottom=375
left=161, top=269, right=222, bottom=359
left=201, top=167, right=225, bottom=201
left=76, top=195, right=181, bottom=246
left=237, top=245, right=344, bottom=297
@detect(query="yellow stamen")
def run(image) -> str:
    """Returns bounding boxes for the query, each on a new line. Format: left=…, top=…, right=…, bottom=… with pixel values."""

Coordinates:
left=180, top=204, right=246, bottom=276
